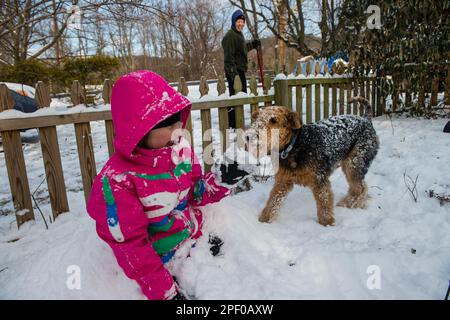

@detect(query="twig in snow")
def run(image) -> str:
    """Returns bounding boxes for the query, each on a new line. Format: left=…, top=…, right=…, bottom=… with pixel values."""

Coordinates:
left=31, top=177, right=49, bottom=230
left=31, top=194, right=48, bottom=230
left=403, top=170, right=419, bottom=202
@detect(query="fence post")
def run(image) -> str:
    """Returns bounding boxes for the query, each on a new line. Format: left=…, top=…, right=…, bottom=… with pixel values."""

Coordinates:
left=71, top=81, right=96, bottom=203
left=199, top=77, right=212, bottom=172
left=332, top=82, right=337, bottom=116
left=347, top=80, right=352, bottom=114
left=0, top=83, right=14, bottom=111
left=306, top=83, right=312, bottom=123
left=323, top=83, right=329, bottom=118
left=102, top=79, right=113, bottom=104
left=71, top=80, right=85, bottom=106
left=199, top=76, right=209, bottom=97
left=178, top=77, right=189, bottom=97
left=233, top=75, right=245, bottom=129
left=178, top=77, right=192, bottom=144
left=103, top=79, right=115, bottom=157
left=249, top=75, right=259, bottom=120
left=217, top=75, right=229, bottom=153
left=274, top=79, right=289, bottom=107
left=264, top=73, right=271, bottom=95
left=339, top=82, right=345, bottom=115
left=0, top=83, right=35, bottom=228
left=217, top=74, right=226, bottom=96
left=315, top=83, right=321, bottom=122
left=305, top=62, right=311, bottom=76
left=233, top=74, right=242, bottom=93
left=35, top=81, right=70, bottom=221
left=264, top=74, right=272, bottom=107
left=315, top=61, right=321, bottom=76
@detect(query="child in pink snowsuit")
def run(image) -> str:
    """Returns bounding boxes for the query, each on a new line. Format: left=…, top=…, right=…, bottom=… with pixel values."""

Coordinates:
left=87, top=70, right=248, bottom=300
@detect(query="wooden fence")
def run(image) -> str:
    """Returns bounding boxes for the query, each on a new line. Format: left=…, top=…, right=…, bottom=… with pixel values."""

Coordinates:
left=274, top=76, right=381, bottom=123
left=1, top=66, right=449, bottom=229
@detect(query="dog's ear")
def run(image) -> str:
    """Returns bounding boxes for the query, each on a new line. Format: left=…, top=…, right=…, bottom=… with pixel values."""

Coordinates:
left=287, top=111, right=302, bottom=129
left=251, top=109, right=259, bottom=121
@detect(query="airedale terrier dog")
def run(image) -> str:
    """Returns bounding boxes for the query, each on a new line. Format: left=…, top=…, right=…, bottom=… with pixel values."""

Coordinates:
left=245, top=97, right=379, bottom=226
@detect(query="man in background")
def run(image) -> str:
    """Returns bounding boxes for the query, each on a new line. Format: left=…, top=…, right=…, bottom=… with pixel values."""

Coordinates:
left=222, top=9, right=260, bottom=128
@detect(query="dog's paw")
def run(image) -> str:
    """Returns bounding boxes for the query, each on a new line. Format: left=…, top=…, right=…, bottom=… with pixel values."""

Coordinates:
left=258, top=215, right=271, bottom=223
left=337, top=195, right=368, bottom=209
left=337, top=196, right=352, bottom=208
left=318, top=215, right=335, bottom=226
left=258, top=210, right=275, bottom=223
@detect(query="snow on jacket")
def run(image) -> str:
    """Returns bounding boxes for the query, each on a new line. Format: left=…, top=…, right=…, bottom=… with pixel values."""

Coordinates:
left=86, top=70, right=230, bottom=300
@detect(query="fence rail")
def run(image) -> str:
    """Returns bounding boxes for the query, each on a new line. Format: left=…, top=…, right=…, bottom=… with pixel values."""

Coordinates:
left=1, top=65, right=449, bottom=229
left=51, top=76, right=275, bottom=100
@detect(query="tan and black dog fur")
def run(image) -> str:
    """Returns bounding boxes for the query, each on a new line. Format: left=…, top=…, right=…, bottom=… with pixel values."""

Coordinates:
left=246, top=97, right=379, bottom=226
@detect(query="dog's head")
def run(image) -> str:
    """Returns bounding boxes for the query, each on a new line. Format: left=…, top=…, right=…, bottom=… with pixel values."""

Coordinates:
left=245, top=106, right=302, bottom=157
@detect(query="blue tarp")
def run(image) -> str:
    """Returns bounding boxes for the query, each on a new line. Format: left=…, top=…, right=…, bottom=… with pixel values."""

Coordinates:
left=9, top=89, right=38, bottom=113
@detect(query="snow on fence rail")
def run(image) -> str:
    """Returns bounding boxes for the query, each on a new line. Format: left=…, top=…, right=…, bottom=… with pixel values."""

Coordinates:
left=1, top=64, right=449, bottom=229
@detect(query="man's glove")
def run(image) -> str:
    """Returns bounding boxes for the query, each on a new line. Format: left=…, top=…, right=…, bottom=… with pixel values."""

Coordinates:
left=252, top=39, right=261, bottom=49
left=208, top=234, right=224, bottom=257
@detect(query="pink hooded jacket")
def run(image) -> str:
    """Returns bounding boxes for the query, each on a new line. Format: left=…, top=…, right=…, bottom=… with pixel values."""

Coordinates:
left=86, top=70, right=230, bottom=300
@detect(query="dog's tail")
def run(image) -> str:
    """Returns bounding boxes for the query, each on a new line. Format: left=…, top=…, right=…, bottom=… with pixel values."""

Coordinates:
left=349, top=96, right=373, bottom=120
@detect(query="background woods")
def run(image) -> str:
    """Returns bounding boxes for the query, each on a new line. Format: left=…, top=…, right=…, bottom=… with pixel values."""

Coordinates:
left=0, top=0, right=449, bottom=110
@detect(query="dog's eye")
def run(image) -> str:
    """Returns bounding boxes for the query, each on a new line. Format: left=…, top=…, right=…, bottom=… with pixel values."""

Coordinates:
left=270, top=117, right=277, bottom=124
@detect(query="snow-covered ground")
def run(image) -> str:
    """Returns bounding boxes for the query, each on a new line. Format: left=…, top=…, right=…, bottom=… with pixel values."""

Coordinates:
left=0, top=92, right=449, bottom=299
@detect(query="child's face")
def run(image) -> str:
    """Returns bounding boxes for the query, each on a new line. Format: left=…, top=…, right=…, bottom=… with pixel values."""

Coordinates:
left=143, top=121, right=182, bottom=149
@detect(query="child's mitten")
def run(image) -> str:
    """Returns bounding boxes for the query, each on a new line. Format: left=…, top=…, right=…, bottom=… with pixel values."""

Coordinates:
left=215, top=156, right=251, bottom=186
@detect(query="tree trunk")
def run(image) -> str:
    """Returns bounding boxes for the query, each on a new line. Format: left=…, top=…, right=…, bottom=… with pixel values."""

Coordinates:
left=276, top=1, right=287, bottom=73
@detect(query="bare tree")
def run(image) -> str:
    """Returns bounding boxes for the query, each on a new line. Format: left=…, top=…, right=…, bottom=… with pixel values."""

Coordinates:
left=230, top=0, right=318, bottom=59
left=318, top=0, right=343, bottom=56
left=157, top=0, right=226, bottom=79
left=0, top=0, right=165, bottom=65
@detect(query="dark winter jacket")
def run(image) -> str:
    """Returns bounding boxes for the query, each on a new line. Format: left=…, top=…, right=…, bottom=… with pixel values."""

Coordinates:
left=222, top=10, right=258, bottom=76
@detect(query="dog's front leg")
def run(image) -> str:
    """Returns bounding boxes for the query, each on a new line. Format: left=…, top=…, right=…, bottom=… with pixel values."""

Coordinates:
left=259, top=180, right=293, bottom=223
left=311, top=179, right=335, bottom=226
